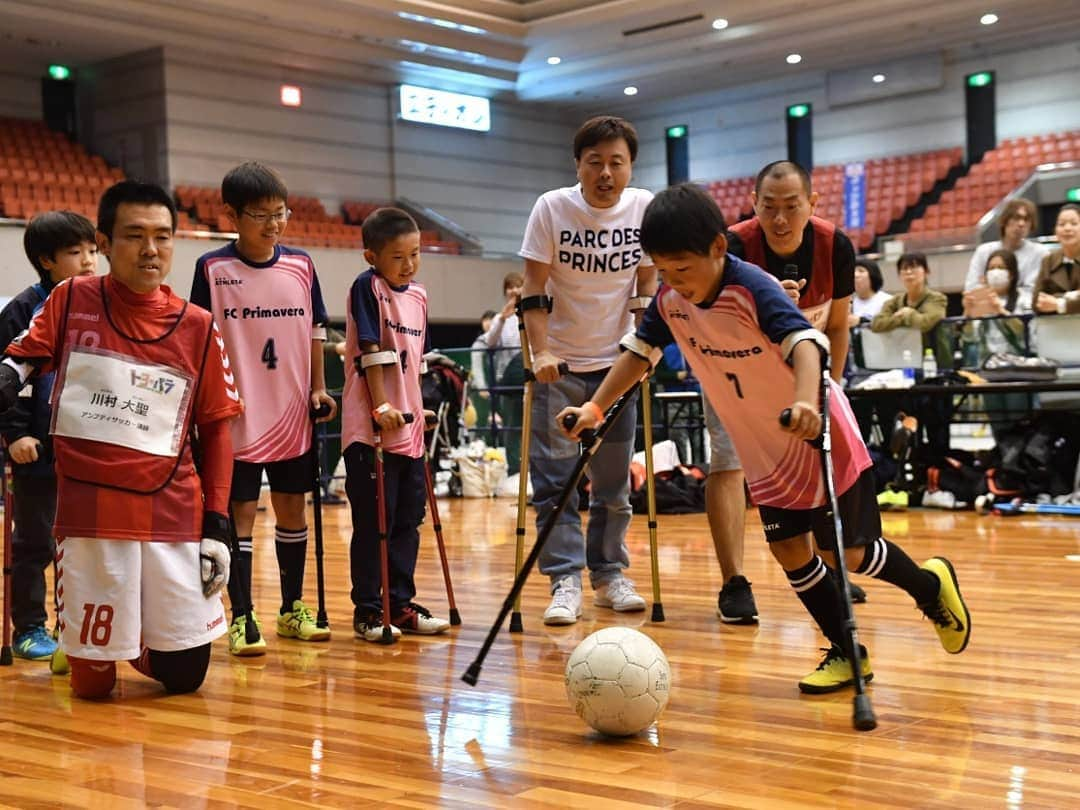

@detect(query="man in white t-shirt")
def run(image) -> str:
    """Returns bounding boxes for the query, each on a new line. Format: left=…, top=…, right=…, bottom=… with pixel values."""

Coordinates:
left=519, top=115, right=656, bottom=625
left=963, top=198, right=1048, bottom=295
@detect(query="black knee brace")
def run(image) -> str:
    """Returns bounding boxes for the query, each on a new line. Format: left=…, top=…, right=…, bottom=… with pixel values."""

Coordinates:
left=149, top=643, right=212, bottom=694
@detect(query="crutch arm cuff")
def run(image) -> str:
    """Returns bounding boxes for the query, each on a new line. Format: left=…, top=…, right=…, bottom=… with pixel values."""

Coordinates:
left=780, top=329, right=830, bottom=366
left=518, top=294, right=553, bottom=313
left=356, top=350, right=398, bottom=374
left=619, top=332, right=662, bottom=368
left=201, top=510, right=231, bottom=544
left=628, top=295, right=652, bottom=312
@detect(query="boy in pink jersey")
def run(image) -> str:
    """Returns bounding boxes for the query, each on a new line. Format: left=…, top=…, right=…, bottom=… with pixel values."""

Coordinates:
left=560, top=184, right=971, bottom=695
left=341, top=208, right=450, bottom=641
left=191, top=162, right=336, bottom=656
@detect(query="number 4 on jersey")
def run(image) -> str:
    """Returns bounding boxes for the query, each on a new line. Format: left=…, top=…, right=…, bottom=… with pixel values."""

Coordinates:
left=262, top=338, right=278, bottom=370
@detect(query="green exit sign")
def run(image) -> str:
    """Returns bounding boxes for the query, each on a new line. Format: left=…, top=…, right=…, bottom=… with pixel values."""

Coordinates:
left=787, top=103, right=811, bottom=119
left=1067, top=187, right=1080, bottom=203
left=966, top=71, right=994, bottom=88
left=666, top=125, right=688, bottom=139
left=48, top=64, right=71, bottom=80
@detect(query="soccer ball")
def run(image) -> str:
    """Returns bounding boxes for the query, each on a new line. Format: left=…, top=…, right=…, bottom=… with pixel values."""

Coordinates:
left=564, top=627, right=671, bottom=737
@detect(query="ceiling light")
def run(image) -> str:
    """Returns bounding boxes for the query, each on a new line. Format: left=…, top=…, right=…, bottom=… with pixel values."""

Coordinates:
left=397, top=11, right=487, bottom=35
left=623, top=85, right=638, bottom=96
left=786, top=53, right=802, bottom=65
left=872, top=73, right=886, bottom=83
left=711, top=18, right=729, bottom=30
left=280, top=85, right=302, bottom=107
left=980, top=12, right=999, bottom=25
left=547, top=56, right=561, bottom=65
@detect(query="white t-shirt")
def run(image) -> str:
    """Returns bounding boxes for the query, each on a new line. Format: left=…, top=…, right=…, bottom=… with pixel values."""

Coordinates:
left=964, top=239, right=1049, bottom=293
left=519, top=184, right=654, bottom=372
left=851, top=290, right=892, bottom=321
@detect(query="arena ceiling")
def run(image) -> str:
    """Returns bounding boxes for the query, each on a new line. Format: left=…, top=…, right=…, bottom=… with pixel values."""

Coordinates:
left=1, top=0, right=1077, bottom=106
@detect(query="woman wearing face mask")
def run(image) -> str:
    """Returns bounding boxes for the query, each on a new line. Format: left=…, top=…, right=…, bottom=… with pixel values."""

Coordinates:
left=961, top=249, right=1028, bottom=361
left=1033, top=203, right=1080, bottom=315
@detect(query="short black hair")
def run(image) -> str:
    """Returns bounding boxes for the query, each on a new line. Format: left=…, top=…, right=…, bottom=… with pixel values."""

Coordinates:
left=854, top=258, right=884, bottom=292
left=1058, top=202, right=1080, bottom=221
left=897, top=252, right=930, bottom=273
left=362, top=207, right=419, bottom=254
left=754, top=160, right=812, bottom=197
left=641, top=183, right=727, bottom=258
left=573, top=116, right=639, bottom=162
left=221, top=161, right=289, bottom=212
left=23, top=210, right=97, bottom=282
left=97, top=181, right=177, bottom=240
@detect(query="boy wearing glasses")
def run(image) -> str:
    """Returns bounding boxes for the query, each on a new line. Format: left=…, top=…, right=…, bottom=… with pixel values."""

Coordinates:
left=191, top=161, right=337, bottom=656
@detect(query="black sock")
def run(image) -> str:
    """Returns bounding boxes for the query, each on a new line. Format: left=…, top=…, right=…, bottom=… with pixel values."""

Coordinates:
left=227, top=537, right=253, bottom=621
left=275, top=526, right=308, bottom=612
left=855, top=538, right=939, bottom=605
left=786, top=555, right=847, bottom=651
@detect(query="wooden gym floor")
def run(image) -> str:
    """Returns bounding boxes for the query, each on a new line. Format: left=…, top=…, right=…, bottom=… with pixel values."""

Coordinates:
left=2, top=496, right=1079, bottom=808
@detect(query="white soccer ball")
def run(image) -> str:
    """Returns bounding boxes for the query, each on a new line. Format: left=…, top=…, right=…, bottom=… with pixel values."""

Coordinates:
left=564, top=626, right=671, bottom=736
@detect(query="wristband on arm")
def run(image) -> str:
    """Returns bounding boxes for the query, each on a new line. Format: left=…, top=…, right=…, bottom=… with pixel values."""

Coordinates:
left=582, top=400, right=605, bottom=426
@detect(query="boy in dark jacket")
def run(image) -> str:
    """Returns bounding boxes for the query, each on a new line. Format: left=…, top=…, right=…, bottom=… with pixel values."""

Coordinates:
left=0, top=211, right=98, bottom=660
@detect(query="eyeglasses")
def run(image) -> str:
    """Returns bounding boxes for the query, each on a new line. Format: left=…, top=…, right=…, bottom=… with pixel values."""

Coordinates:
left=241, top=209, right=291, bottom=224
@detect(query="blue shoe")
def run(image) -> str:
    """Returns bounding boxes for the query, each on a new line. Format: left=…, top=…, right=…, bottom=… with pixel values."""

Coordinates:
left=13, top=626, right=58, bottom=661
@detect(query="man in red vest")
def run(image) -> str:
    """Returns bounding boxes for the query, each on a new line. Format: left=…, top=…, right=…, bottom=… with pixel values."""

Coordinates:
left=709, top=161, right=861, bottom=624
left=0, top=181, right=242, bottom=699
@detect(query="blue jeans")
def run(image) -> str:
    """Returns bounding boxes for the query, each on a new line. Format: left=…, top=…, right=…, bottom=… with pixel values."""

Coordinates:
left=530, top=369, right=637, bottom=589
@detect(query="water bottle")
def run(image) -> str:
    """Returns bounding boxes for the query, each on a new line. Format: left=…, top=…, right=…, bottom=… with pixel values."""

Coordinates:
left=922, top=348, right=938, bottom=380
left=901, top=349, right=915, bottom=383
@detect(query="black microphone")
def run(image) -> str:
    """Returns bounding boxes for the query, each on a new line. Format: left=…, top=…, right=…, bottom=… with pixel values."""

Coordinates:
left=782, top=264, right=800, bottom=282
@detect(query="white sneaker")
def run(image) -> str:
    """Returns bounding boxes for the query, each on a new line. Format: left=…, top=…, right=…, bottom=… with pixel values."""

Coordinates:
left=922, top=490, right=957, bottom=510
left=594, top=577, right=647, bottom=612
left=543, top=576, right=583, bottom=625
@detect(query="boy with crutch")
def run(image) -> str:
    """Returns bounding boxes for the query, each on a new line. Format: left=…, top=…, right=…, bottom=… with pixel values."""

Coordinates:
left=560, top=184, right=970, bottom=716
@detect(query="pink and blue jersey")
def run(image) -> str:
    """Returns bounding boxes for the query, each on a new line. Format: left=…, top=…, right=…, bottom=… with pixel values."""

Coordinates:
left=342, top=269, right=430, bottom=459
left=639, top=255, right=870, bottom=510
left=192, top=243, right=327, bottom=462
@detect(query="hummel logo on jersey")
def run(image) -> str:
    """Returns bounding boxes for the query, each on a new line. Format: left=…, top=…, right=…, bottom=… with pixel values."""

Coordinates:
left=668, top=309, right=690, bottom=320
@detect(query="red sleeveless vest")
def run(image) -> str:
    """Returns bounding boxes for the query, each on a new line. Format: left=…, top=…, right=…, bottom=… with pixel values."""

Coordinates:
left=51, top=276, right=214, bottom=495
left=730, top=215, right=836, bottom=330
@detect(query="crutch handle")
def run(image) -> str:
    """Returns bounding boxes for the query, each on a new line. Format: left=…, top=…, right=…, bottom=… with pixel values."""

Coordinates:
left=560, top=413, right=597, bottom=445
left=778, top=409, right=823, bottom=448
left=424, top=412, right=439, bottom=427
left=310, top=402, right=333, bottom=419
left=372, top=412, right=415, bottom=431
left=524, top=362, right=569, bottom=383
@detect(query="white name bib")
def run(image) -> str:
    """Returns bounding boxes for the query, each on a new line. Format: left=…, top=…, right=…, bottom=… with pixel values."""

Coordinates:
left=52, top=347, right=193, bottom=457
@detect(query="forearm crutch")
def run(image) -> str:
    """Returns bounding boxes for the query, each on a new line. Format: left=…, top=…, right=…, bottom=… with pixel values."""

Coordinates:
left=1, top=448, right=13, bottom=665
left=463, top=372, right=647, bottom=687
left=781, top=353, right=877, bottom=732
left=371, top=412, right=417, bottom=644
left=639, top=377, right=665, bottom=622
left=311, top=402, right=333, bottom=630
left=509, top=313, right=533, bottom=634
left=421, top=415, right=460, bottom=625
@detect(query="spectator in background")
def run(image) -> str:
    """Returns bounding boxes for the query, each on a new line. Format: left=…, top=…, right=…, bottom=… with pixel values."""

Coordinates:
left=469, top=309, right=497, bottom=435
left=961, top=249, right=1028, bottom=361
left=1033, top=203, right=1080, bottom=315
left=848, top=258, right=893, bottom=326
left=963, top=198, right=1048, bottom=295
left=481, top=272, right=524, bottom=469
left=871, top=252, right=947, bottom=352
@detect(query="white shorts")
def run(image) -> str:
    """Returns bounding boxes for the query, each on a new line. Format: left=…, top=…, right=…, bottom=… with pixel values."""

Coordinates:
left=704, top=399, right=743, bottom=475
left=56, top=537, right=227, bottom=660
